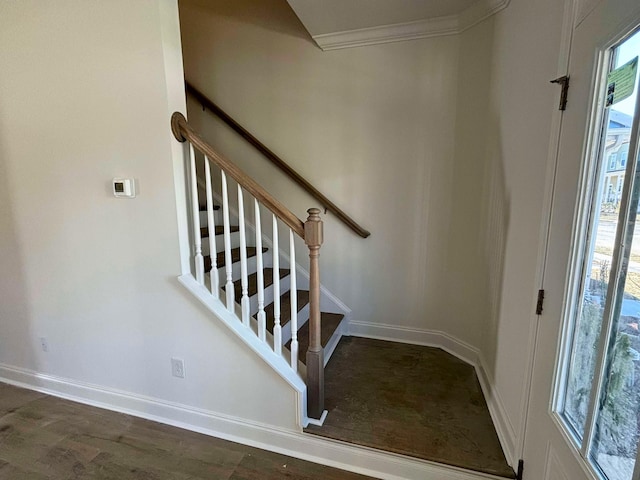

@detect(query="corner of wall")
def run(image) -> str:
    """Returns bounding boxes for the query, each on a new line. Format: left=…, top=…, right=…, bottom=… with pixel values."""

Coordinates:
left=159, top=0, right=191, bottom=275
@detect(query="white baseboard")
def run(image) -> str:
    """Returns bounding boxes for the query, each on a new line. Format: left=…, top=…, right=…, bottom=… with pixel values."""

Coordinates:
left=475, top=354, right=517, bottom=468
left=348, top=320, right=480, bottom=365
left=0, top=362, right=508, bottom=480
left=347, top=320, right=516, bottom=470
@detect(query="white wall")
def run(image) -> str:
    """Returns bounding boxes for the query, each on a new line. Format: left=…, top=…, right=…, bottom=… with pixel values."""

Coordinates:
left=0, top=0, right=297, bottom=431
left=179, top=0, right=459, bottom=339
left=445, top=16, right=497, bottom=350
left=488, top=0, right=567, bottom=458
left=450, top=0, right=568, bottom=463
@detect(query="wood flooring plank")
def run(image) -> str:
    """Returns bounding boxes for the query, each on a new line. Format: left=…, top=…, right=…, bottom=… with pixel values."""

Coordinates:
left=0, top=459, right=51, bottom=480
left=79, top=450, right=193, bottom=480
left=0, top=382, right=374, bottom=480
left=73, top=430, right=240, bottom=479
left=0, top=385, right=45, bottom=417
left=229, top=450, right=374, bottom=480
left=0, top=407, right=69, bottom=478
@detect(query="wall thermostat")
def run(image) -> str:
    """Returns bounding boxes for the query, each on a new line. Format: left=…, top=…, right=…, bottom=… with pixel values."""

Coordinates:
left=113, top=178, right=136, bottom=198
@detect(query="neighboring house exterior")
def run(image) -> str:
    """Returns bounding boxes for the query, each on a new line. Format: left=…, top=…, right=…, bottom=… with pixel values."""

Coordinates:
left=603, top=110, right=632, bottom=206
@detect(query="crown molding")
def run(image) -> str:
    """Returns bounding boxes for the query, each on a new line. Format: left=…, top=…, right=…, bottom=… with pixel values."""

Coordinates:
left=312, top=0, right=511, bottom=51
left=312, top=15, right=459, bottom=51
left=458, top=0, right=510, bottom=32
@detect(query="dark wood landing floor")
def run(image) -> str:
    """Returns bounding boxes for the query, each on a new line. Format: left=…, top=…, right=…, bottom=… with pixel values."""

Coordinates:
left=304, top=337, right=515, bottom=478
left=0, top=382, right=374, bottom=480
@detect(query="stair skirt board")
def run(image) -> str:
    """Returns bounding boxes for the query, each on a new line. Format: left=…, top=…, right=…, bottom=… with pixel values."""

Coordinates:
left=347, top=320, right=517, bottom=471
left=0, top=363, right=510, bottom=480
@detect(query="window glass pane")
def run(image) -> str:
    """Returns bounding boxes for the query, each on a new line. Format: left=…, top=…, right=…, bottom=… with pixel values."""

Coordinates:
left=621, top=147, right=629, bottom=167
left=561, top=28, right=640, bottom=450
left=590, top=30, right=640, bottom=480
left=561, top=119, right=620, bottom=440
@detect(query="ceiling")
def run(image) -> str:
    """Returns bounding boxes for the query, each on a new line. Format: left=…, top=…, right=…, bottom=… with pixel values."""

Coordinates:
left=286, top=0, right=479, bottom=35
left=286, top=0, right=509, bottom=50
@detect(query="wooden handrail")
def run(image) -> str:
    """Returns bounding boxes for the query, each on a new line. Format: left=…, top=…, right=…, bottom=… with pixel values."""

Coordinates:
left=185, top=81, right=371, bottom=239
left=172, top=112, right=305, bottom=238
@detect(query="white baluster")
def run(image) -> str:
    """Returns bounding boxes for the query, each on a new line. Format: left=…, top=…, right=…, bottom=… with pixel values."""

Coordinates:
left=238, top=185, right=250, bottom=327
left=255, top=200, right=266, bottom=341
left=221, top=171, right=234, bottom=311
left=189, top=144, right=204, bottom=284
left=204, top=158, right=219, bottom=298
left=289, top=229, right=298, bottom=372
left=272, top=215, right=282, bottom=355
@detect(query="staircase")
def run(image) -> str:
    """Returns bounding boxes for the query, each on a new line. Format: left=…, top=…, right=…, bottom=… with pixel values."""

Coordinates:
left=171, top=111, right=353, bottom=425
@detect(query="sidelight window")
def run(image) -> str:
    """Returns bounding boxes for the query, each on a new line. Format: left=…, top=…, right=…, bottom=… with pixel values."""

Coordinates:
left=558, top=28, right=640, bottom=480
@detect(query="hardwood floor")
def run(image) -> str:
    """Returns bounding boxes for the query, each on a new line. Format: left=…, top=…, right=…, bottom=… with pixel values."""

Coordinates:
left=304, top=337, right=515, bottom=478
left=0, top=382, right=374, bottom=480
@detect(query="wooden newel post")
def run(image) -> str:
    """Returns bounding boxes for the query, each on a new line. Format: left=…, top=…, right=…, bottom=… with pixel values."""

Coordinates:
left=304, top=207, right=324, bottom=420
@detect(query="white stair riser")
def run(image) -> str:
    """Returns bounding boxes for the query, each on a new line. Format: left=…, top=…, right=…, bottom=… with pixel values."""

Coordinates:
left=211, top=249, right=272, bottom=283
left=202, top=232, right=242, bottom=255
left=247, top=275, right=291, bottom=316
left=213, top=270, right=293, bottom=320
left=199, top=209, right=223, bottom=226
left=216, top=259, right=255, bottom=285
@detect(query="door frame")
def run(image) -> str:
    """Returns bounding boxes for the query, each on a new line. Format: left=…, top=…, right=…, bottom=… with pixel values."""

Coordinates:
left=522, top=1, right=640, bottom=478
left=514, top=0, right=578, bottom=463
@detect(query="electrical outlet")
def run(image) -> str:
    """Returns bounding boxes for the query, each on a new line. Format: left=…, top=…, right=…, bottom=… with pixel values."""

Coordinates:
left=171, top=358, right=185, bottom=378
left=39, top=337, right=49, bottom=352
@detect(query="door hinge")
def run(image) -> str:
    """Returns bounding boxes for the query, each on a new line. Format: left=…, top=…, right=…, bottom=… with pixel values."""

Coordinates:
left=550, top=75, right=570, bottom=111
left=536, top=289, right=545, bottom=315
left=516, top=459, right=524, bottom=480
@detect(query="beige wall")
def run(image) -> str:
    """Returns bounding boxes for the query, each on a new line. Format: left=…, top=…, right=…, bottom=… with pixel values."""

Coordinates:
left=179, top=0, right=459, bottom=336
left=0, top=0, right=297, bottom=430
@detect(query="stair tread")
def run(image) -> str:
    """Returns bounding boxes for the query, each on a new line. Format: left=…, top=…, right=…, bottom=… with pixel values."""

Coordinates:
left=204, top=247, right=268, bottom=272
left=264, top=290, right=310, bottom=331
left=223, top=268, right=290, bottom=299
left=287, top=313, right=344, bottom=364
left=201, top=225, right=240, bottom=237
left=199, top=204, right=220, bottom=211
